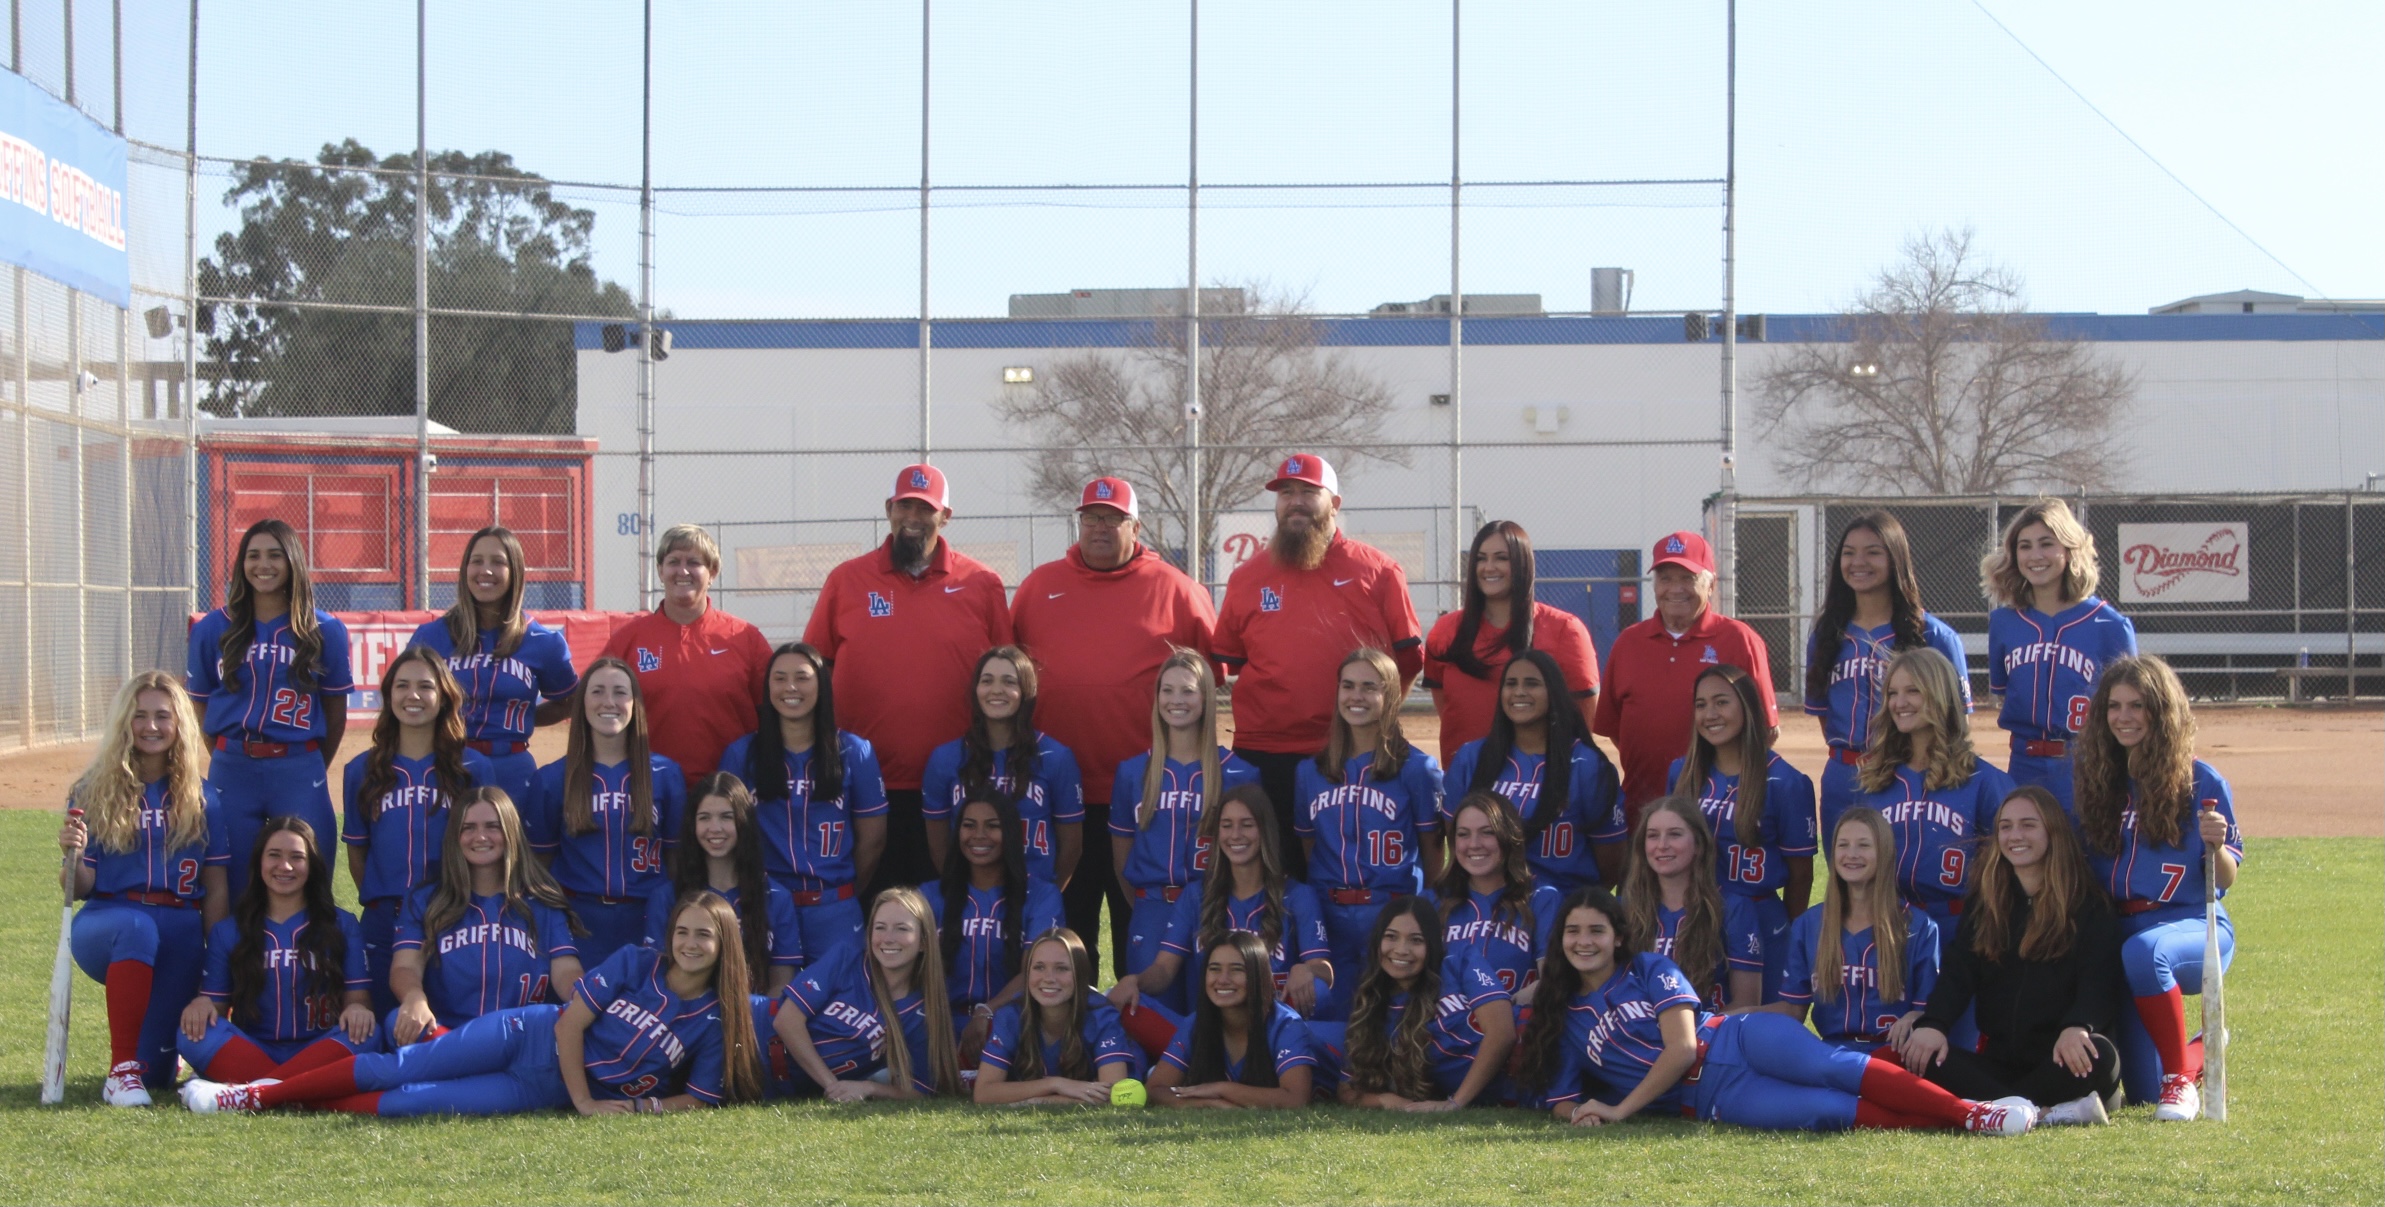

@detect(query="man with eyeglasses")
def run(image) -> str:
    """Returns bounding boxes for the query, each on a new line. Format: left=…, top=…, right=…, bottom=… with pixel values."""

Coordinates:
left=1011, top=477, right=1217, bottom=973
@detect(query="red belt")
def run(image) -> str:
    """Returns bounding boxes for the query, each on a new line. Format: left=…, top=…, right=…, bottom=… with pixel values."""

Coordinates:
left=1328, top=887, right=1387, bottom=906
left=791, top=883, right=857, bottom=907
left=468, top=739, right=525, bottom=756
left=2019, top=739, right=2069, bottom=757
left=214, top=736, right=319, bottom=759
left=2120, top=899, right=2166, bottom=915
left=1831, top=747, right=1864, bottom=767
left=97, top=890, right=195, bottom=909
left=570, top=891, right=643, bottom=906
left=1136, top=885, right=1184, bottom=904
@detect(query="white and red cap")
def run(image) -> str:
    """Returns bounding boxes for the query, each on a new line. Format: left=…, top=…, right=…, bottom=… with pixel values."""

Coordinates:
left=890, top=463, right=950, bottom=510
left=1077, top=476, right=1138, bottom=517
left=1650, top=530, right=1715, bottom=575
left=1266, top=452, right=1339, bottom=496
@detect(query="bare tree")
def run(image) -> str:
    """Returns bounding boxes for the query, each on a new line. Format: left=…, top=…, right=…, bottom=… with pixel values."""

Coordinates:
left=993, top=284, right=1408, bottom=570
left=1755, top=228, right=2133, bottom=494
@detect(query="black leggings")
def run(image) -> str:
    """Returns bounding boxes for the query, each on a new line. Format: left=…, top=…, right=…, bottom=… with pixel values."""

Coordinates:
left=1925, top=1033, right=2122, bottom=1106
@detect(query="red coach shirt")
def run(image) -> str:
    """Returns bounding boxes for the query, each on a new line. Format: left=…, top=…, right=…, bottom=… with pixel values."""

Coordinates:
left=600, top=603, right=774, bottom=779
left=1591, top=606, right=1778, bottom=817
left=802, top=537, right=1012, bottom=790
left=1421, top=602, right=1602, bottom=762
left=1212, top=532, right=1423, bottom=754
left=1011, top=543, right=1217, bottom=804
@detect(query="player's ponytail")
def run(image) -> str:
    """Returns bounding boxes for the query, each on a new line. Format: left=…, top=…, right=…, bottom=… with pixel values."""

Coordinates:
left=1140, top=648, right=1220, bottom=830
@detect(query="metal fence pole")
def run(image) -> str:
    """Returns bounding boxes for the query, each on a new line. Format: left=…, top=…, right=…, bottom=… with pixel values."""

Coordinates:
left=1714, top=0, right=1738, bottom=617
left=1184, top=0, right=1201, bottom=584
left=1445, top=0, right=1462, bottom=614
left=412, top=0, right=430, bottom=610
left=916, top=0, right=932, bottom=461
left=182, top=0, right=197, bottom=622
left=2348, top=492, right=2358, bottom=699
left=17, top=266, right=30, bottom=746
left=70, top=291, right=85, bottom=733
left=635, top=0, right=655, bottom=609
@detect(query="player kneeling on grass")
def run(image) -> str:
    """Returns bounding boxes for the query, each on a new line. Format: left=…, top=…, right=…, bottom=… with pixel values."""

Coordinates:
left=647, top=772, right=803, bottom=997
left=177, top=817, right=377, bottom=1084
left=60, top=672, right=232, bottom=1105
left=1898, top=786, right=2122, bottom=1127
left=1324, top=895, right=1516, bottom=1111
left=1767, top=807, right=1940, bottom=1053
left=1519, top=887, right=2032, bottom=1135
left=1147, top=931, right=1322, bottom=1108
left=183, top=891, right=759, bottom=1115
left=2073, top=655, right=2241, bottom=1119
left=974, top=928, right=1142, bottom=1105
left=386, top=788, right=584, bottom=1047
left=766, top=887, right=963, bottom=1101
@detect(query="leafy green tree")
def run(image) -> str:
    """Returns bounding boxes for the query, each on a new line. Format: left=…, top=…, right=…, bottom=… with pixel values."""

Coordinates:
left=196, top=139, right=632, bottom=434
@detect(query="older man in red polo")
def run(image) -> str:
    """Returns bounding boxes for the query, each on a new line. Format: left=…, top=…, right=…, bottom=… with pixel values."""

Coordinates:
left=1591, top=530, right=1777, bottom=825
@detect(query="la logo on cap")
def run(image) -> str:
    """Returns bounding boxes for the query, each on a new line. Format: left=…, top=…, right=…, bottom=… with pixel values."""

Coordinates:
left=1284, top=456, right=1304, bottom=475
left=910, top=469, right=929, bottom=489
left=1665, top=535, right=1685, bottom=554
left=1094, top=481, right=1113, bottom=499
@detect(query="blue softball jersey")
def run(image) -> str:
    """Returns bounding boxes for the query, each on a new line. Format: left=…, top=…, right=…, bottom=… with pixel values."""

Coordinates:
left=920, top=735, right=1087, bottom=884
left=641, top=879, right=804, bottom=970
left=339, top=749, right=496, bottom=904
left=1159, top=1000, right=1322, bottom=1083
left=917, top=877, right=1066, bottom=1007
left=201, top=909, right=371, bottom=1043
left=407, top=618, right=579, bottom=745
left=1441, top=884, right=1561, bottom=996
left=1803, top=616, right=1973, bottom=753
left=1363, top=949, right=1513, bottom=1097
left=394, top=888, right=579, bottom=1025
left=1108, top=749, right=1262, bottom=890
left=572, top=944, right=729, bottom=1103
left=1987, top=599, right=2137, bottom=744
left=76, top=780, right=232, bottom=901
left=1294, top=750, right=1443, bottom=894
left=781, top=941, right=938, bottom=1094
left=2087, top=760, right=2244, bottom=911
left=1541, top=952, right=1709, bottom=1112
left=524, top=755, right=686, bottom=899
left=1778, top=906, right=1940, bottom=1047
left=185, top=610, right=356, bottom=742
left=720, top=730, right=889, bottom=893
left=1160, top=879, right=1334, bottom=989
left=1665, top=751, right=1820, bottom=898
left=1444, top=739, right=1625, bottom=889
left=979, top=998, right=1142, bottom=1080
left=1648, top=898, right=1764, bottom=1007
left=1849, top=758, right=2016, bottom=910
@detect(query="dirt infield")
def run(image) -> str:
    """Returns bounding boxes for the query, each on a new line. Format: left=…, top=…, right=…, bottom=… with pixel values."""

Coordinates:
left=1, top=705, right=2374, bottom=837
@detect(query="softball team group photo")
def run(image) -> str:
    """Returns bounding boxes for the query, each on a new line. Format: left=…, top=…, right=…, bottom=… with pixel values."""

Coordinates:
left=53, top=457, right=2239, bottom=1138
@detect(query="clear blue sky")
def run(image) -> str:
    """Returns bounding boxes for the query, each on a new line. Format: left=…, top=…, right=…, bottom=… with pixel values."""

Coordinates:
left=128, top=0, right=2382, bottom=319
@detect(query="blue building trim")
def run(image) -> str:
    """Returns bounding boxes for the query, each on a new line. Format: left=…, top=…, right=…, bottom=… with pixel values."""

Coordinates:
left=576, top=311, right=2382, bottom=352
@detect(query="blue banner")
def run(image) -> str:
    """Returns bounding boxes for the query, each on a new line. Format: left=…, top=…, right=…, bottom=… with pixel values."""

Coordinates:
left=0, top=70, right=127, bottom=306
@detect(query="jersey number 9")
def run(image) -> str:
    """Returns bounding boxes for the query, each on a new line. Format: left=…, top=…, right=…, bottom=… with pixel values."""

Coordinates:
left=1936, top=847, right=1967, bottom=890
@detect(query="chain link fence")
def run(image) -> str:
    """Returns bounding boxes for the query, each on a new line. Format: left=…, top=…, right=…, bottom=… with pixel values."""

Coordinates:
left=1719, top=493, right=2385, bottom=704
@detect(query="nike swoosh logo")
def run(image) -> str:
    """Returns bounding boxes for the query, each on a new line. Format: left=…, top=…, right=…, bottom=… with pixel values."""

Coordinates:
left=1333, top=578, right=1355, bottom=587
left=310, top=779, right=325, bottom=788
left=709, top=648, right=729, bottom=655
left=1047, top=592, right=1064, bottom=599
left=944, top=586, right=965, bottom=593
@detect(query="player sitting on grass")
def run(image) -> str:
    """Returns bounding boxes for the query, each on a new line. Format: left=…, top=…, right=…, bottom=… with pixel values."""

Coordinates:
left=973, top=928, right=1141, bottom=1105
left=184, top=890, right=758, bottom=1115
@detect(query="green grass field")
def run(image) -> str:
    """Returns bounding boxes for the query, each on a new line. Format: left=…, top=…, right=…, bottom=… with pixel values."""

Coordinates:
left=0, top=810, right=2374, bottom=1206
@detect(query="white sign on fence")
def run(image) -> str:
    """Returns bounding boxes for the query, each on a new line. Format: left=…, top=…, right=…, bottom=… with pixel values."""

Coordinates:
left=2117, top=522, right=2249, bottom=603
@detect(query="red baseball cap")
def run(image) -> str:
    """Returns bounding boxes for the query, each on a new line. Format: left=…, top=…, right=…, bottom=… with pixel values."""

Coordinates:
left=890, top=463, right=949, bottom=510
left=1077, top=476, right=1138, bottom=517
left=1266, top=452, right=1339, bottom=496
left=1651, top=530, right=1714, bottom=575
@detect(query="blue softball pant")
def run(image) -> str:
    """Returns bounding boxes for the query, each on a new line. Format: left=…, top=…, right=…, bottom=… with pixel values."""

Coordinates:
left=2117, top=904, right=2234, bottom=1103
left=349, top=1004, right=575, bottom=1116
left=1728, top=890, right=1792, bottom=1003
left=1818, top=757, right=1862, bottom=845
left=2004, top=750, right=2076, bottom=815
left=775, top=881, right=863, bottom=965
left=1691, top=1011, right=1867, bottom=1131
left=359, top=897, right=403, bottom=1015
left=1314, top=895, right=1395, bottom=1023
left=565, top=894, right=647, bottom=968
left=1919, top=901, right=1978, bottom=1050
left=478, top=749, right=540, bottom=815
left=71, top=900, right=206, bottom=1089
left=179, top=1012, right=377, bottom=1074
left=207, top=746, right=336, bottom=896
left=1124, top=886, right=1190, bottom=1015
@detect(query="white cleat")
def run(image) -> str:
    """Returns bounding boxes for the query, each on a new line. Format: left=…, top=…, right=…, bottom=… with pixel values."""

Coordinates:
left=1963, top=1100, right=2032, bottom=1136
left=180, top=1076, right=273, bottom=1114
left=2153, top=1074, right=2201, bottom=1122
left=101, top=1061, right=152, bottom=1107
left=2038, top=1092, right=2111, bottom=1126
left=1988, top=1095, right=2041, bottom=1128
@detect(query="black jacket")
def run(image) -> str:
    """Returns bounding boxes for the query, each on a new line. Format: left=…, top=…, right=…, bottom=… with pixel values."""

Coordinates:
left=1921, top=890, right=2125, bottom=1066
